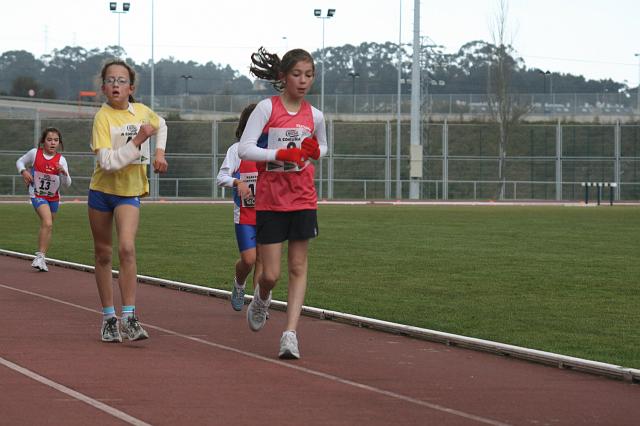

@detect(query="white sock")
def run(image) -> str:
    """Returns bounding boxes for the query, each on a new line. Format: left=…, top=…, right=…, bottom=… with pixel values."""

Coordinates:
left=234, top=277, right=246, bottom=289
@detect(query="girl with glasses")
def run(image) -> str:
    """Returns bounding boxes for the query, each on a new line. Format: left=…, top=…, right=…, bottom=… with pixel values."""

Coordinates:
left=89, top=59, right=168, bottom=344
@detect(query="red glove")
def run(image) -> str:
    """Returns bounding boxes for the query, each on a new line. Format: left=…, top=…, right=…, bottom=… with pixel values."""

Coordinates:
left=301, top=136, right=320, bottom=160
left=276, top=147, right=306, bottom=167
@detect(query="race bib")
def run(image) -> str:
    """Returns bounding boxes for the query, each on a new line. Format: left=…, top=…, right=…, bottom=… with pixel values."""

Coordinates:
left=265, top=127, right=310, bottom=172
left=113, top=123, right=151, bottom=165
left=239, top=171, right=257, bottom=208
left=33, top=171, right=60, bottom=197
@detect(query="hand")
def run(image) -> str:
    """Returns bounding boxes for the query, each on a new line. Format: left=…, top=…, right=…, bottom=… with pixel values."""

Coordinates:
left=153, top=150, right=168, bottom=173
left=236, top=181, right=252, bottom=199
left=276, top=147, right=306, bottom=167
left=21, top=170, right=33, bottom=186
left=301, top=136, right=320, bottom=160
left=133, top=124, right=157, bottom=146
left=56, top=164, right=67, bottom=176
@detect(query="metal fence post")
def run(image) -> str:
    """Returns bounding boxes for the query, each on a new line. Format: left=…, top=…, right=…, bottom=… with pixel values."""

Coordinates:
left=385, top=120, right=391, bottom=199
left=556, top=119, right=563, bottom=200
left=212, top=120, right=218, bottom=199
left=614, top=121, right=621, bottom=200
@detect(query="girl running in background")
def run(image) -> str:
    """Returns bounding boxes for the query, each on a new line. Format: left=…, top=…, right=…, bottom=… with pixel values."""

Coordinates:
left=16, top=127, right=72, bottom=272
left=238, top=47, right=327, bottom=359
left=89, top=59, right=168, bottom=343
left=216, top=103, right=262, bottom=312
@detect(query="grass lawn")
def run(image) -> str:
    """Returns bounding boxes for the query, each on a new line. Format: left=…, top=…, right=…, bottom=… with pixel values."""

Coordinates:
left=1, top=202, right=638, bottom=368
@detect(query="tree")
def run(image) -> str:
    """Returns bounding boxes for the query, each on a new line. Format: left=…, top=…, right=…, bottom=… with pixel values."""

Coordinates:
left=10, top=76, right=40, bottom=97
left=487, top=0, right=530, bottom=199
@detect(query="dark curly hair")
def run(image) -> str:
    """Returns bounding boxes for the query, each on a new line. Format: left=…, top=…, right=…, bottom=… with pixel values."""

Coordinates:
left=236, top=103, right=257, bottom=140
left=249, top=47, right=315, bottom=92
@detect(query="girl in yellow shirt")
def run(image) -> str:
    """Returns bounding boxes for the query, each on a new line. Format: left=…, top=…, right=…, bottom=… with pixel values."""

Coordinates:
left=89, top=59, right=168, bottom=343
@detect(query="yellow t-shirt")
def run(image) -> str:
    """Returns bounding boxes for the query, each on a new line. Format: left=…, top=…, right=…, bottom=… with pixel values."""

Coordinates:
left=89, top=102, right=161, bottom=197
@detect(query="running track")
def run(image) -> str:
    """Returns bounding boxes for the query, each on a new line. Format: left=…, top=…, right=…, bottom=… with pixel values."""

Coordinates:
left=1, top=255, right=638, bottom=425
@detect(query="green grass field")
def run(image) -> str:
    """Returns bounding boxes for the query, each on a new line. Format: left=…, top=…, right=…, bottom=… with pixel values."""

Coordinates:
left=1, top=202, right=638, bottom=368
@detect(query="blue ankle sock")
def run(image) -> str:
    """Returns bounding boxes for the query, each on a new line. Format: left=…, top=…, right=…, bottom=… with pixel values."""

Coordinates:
left=102, top=306, right=116, bottom=321
left=121, top=305, right=135, bottom=320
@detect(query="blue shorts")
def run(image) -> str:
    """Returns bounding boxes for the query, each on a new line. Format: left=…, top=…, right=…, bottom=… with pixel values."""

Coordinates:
left=88, top=189, right=141, bottom=212
left=31, top=197, right=59, bottom=213
left=235, top=223, right=257, bottom=252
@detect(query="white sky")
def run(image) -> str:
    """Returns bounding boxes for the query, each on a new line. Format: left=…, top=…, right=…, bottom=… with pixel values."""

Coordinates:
left=2, top=0, right=639, bottom=88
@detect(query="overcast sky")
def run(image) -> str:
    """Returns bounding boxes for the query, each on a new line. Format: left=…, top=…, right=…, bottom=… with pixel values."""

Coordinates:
left=2, top=0, right=639, bottom=88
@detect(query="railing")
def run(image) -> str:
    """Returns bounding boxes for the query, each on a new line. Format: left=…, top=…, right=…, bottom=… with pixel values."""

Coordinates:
left=3, top=175, right=638, bottom=202
left=137, top=93, right=640, bottom=117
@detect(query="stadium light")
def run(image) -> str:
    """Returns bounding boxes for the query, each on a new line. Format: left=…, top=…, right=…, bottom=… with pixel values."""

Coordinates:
left=180, top=75, right=193, bottom=95
left=348, top=71, right=360, bottom=113
left=109, top=2, right=131, bottom=51
left=314, top=8, right=336, bottom=112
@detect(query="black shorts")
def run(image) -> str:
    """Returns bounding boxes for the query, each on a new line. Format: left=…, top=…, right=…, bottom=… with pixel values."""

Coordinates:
left=256, top=210, right=318, bottom=244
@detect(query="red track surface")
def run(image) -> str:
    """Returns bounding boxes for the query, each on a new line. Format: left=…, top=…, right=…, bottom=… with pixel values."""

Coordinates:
left=1, top=255, right=638, bottom=425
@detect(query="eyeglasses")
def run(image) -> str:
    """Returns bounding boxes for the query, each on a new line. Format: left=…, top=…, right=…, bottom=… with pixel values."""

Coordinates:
left=103, top=77, right=130, bottom=86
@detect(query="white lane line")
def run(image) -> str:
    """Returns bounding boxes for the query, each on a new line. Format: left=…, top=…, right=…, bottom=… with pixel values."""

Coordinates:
left=0, top=356, right=151, bottom=426
left=0, top=283, right=510, bottom=426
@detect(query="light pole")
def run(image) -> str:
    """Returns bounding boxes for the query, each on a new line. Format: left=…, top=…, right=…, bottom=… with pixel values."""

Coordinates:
left=180, top=75, right=193, bottom=95
left=635, top=53, right=640, bottom=114
left=348, top=71, right=359, bottom=113
left=538, top=70, right=550, bottom=112
left=396, top=0, right=402, bottom=200
left=314, top=8, right=336, bottom=112
left=109, top=2, right=130, bottom=51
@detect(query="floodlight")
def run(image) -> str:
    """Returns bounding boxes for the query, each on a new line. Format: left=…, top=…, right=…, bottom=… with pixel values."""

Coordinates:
left=314, top=9, right=321, bottom=17
left=123, top=2, right=130, bottom=11
left=327, top=9, right=336, bottom=17
left=109, top=2, right=117, bottom=11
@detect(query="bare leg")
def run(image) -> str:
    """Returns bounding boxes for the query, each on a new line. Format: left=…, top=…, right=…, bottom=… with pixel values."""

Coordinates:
left=235, top=247, right=256, bottom=286
left=88, top=207, right=114, bottom=308
left=34, top=204, right=54, bottom=254
left=284, top=239, right=309, bottom=332
left=114, top=205, right=140, bottom=306
left=257, top=242, right=282, bottom=300
left=252, top=250, right=263, bottom=292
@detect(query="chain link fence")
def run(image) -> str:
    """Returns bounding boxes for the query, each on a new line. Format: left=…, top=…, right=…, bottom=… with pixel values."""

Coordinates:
left=1, top=117, right=639, bottom=201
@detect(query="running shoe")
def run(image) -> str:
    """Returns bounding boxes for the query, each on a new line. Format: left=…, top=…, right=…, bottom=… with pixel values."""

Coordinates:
left=247, top=285, right=271, bottom=332
left=231, top=282, right=245, bottom=311
left=278, top=330, right=300, bottom=359
left=31, top=253, right=48, bottom=272
left=101, top=317, right=123, bottom=343
left=120, top=315, right=149, bottom=341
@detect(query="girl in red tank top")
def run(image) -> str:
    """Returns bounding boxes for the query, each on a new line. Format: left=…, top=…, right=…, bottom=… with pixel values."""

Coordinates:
left=15, top=127, right=71, bottom=272
left=238, top=47, right=328, bottom=359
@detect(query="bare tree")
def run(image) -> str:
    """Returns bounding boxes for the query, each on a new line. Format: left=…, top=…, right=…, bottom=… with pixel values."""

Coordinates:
left=487, top=0, right=530, bottom=199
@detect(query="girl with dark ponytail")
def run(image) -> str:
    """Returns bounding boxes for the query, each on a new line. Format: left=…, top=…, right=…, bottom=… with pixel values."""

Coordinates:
left=238, top=47, right=328, bottom=360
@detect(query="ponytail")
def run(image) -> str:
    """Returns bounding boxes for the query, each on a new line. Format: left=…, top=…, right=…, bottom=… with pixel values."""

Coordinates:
left=249, top=47, right=315, bottom=93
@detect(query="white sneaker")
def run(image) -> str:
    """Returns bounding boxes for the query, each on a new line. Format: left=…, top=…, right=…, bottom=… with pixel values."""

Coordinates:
left=31, top=253, right=48, bottom=272
left=101, top=317, right=123, bottom=343
left=278, top=330, right=300, bottom=359
left=247, top=285, right=271, bottom=332
left=120, top=315, right=149, bottom=341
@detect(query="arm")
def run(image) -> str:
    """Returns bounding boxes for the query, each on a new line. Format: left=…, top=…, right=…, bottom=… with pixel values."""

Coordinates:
left=238, top=99, right=277, bottom=162
left=153, top=116, right=168, bottom=173
left=16, top=148, right=36, bottom=174
left=91, top=112, right=155, bottom=172
left=312, top=108, right=329, bottom=158
left=58, top=156, right=72, bottom=188
left=16, top=149, right=36, bottom=186
left=216, top=144, right=240, bottom=188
